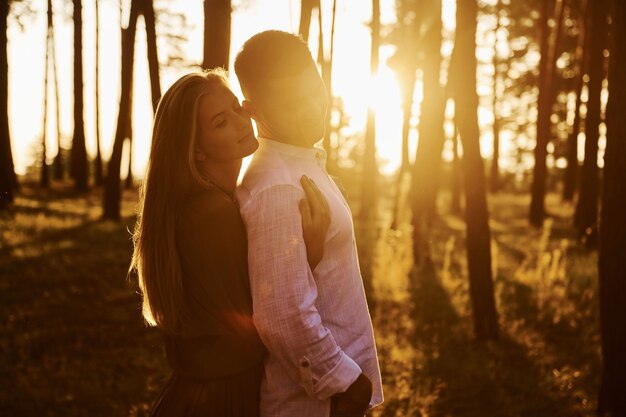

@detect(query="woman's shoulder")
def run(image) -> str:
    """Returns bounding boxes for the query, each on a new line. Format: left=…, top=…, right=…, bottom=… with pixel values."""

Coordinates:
left=179, top=186, right=239, bottom=227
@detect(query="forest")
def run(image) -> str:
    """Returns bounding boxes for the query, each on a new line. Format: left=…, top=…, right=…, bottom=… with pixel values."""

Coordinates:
left=1, top=0, right=625, bottom=416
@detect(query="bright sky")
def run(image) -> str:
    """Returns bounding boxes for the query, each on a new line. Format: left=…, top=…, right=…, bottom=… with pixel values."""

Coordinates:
left=8, top=0, right=498, bottom=178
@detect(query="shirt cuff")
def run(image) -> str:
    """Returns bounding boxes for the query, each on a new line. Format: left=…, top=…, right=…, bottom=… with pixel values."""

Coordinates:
left=313, top=351, right=362, bottom=400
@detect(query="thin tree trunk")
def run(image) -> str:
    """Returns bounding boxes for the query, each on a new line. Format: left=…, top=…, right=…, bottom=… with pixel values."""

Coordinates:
left=299, top=0, right=315, bottom=42
left=321, top=0, right=337, bottom=169
left=51, top=0, right=63, bottom=181
left=143, top=0, right=161, bottom=111
left=598, top=2, right=626, bottom=414
left=103, top=0, right=140, bottom=220
left=125, top=134, right=133, bottom=188
left=94, top=0, right=103, bottom=185
left=0, top=0, right=16, bottom=209
left=411, top=0, right=446, bottom=263
left=71, top=0, right=88, bottom=191
left=41, top=0, right=52, bottom=188
left=451, top=126, right=462, bottom=214
left=574, top=0, right=608, bottom=243
left=400, top=67, right=416, bottom=173
left=202, top=0, right=231, bottom=70
left=452, top=0, right=499, bottom=340
left=359, top=0, right=380, bottom=221
left=563, top=0, right=590, bottom=201
left=490, top=0, right=501, bottom=192
left=529, top=0, right=565, bottom=227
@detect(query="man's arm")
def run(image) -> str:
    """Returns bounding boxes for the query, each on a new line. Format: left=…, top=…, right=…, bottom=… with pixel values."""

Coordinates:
left=241, top=184, right=362, bottom=400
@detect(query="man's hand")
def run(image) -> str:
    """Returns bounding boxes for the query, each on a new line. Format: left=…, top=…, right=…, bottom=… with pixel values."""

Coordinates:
left=329, top=373, right=372, bottom=417
left=300, top=175, right=331, bottom=270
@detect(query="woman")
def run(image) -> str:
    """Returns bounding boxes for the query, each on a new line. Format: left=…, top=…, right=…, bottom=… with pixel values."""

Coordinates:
left=130, top=70, right=330, bottom=416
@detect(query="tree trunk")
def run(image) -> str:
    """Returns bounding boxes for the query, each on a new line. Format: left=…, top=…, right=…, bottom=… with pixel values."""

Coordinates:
left=452, top=0, right=499, bottom=340
left=529, top=0, right=565, bottom=227
left=71, top=0, right=88, bottom=191
left=299, top=0, right=316, bottom=42
left=125, top=134, right=133, bottom=189
left=143, top=0, right=161, bottom=111
left=400, top=65, right=416, bottom=174
left=574, top=0, right=608, bottom=243
left=51, top=0, right=63, bottom=181
left=103, top=0, right=140, bottom=220
left=490, top=0, right=501, bottom=192
left=41, top=0, right=52, bottom=188
left=410, top=0, right=446, bottom=263
left=202, top=0, right=231, bottom=70
left=321, top=0, right=337, bottom=169
left=597, top=1, right=626, bottom=413
left=359, top=0, right=380, bottom=221
left=0, top=0, right=16, bottom=209
left=450, top=127, right=462, bottom=214
left=563, top=0, right=590, bottom=201
left=94, top=0, right=103, bottom=185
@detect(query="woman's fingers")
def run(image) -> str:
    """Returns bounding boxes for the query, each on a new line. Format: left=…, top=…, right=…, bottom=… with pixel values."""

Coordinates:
left=301, top=176, right=322, bottom=215
left=306, top=176, right=330, bottom=220
left=311, top=178, right=331, bottom=216
left=299, top=198, right=312, bottom=226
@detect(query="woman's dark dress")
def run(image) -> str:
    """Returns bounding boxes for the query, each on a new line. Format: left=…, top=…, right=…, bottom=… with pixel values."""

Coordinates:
left=148, top=184, right=267, bottom=417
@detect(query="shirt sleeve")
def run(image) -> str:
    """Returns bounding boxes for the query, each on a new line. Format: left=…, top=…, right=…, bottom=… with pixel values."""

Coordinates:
left=241, top=184, right=362, bottom=400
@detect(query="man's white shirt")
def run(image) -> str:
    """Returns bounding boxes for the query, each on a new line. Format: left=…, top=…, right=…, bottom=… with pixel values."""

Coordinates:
left=236, top=138, right=383, bottom=417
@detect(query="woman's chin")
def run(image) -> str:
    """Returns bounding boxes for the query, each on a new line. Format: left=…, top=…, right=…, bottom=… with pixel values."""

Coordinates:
left=240, top=135, right=259, bottom=157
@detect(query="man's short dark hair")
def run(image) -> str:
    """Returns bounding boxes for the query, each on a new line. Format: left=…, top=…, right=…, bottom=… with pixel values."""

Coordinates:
left=234, top=30, right=315, bottom=100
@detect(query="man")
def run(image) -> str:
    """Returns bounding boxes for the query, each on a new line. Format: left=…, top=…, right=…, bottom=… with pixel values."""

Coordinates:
left=234, top=30, right=383, bottom=417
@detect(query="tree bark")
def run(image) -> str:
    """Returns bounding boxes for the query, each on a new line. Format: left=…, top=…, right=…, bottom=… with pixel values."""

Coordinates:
left=410, top=0, right=446, bottom=263
left=51, top=0, right=63, bottom=181
left=299, top=0, right=316, bottom=42
left=450, top=127, right=462, bottom=214
left=103, top=0, right=140, bottom=220
left=321, top=0, right=337, bottom=169
left=202, top=0, right=231, bottom=70
left=359, top=0, right=380, bottom=221
left=563, top=0, right=590, bottom=201
left=143, top=0, right=161, bottom=111
left=41, top=0, right=52, bottom=188
left=71, top=0, right=88, bottom=190
left=70, top=0, right=88, bottom=191
left=574, top=0, right=608, bottom=243
left=94, top=0, right=103, bottom=185
left=529, top=0, right=564, bottom=227
left=452, top=0, right=499, bottom=340
left=490, top=0, right=501, bottom=192
left=597, top=1, right=626, bottom=413
left=0, top=0, right=16, bottom=209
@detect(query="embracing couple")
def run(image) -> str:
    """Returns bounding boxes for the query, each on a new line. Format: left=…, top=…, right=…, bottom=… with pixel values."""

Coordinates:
left=131, top=30, right=383, bottom=417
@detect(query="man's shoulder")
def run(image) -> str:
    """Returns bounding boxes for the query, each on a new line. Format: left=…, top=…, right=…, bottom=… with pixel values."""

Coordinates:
left=240, top=154, right=301, bottom=199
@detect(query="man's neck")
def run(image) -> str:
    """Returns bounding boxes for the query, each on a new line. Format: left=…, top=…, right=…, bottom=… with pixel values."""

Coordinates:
left=257, top=125, right=315, bottom=149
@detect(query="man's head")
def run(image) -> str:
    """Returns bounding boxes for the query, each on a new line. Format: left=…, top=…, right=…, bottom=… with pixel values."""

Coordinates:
left=234, top=30, right=328, bottom=147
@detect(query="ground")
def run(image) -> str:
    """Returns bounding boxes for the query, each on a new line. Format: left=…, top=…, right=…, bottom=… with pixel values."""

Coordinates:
left=0, top=179, right=601, bottom=417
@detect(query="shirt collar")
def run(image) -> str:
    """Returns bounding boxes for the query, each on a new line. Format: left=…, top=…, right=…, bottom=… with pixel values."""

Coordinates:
left=257, top=137, right=327, bottom=166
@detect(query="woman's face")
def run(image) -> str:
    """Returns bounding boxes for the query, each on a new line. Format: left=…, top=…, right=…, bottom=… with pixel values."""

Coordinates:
left=195, top=82, right=258, bottom=163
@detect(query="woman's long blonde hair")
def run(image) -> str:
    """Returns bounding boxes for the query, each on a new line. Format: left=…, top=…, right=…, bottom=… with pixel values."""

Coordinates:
left=129, top=69, right=228, bottom=334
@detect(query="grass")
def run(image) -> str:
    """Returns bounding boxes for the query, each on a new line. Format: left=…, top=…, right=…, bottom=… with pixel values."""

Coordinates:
left=0, top=180, right=602, bottom=416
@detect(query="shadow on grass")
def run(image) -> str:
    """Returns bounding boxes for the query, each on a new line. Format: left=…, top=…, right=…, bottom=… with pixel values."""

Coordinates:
left=0, top=214, right=169, bottom=417
left=405, top=264, right=577, bottom=417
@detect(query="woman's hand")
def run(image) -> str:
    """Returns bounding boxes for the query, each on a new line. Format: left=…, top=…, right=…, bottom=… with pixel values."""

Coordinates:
left=300, top=175, right=331, bottom=271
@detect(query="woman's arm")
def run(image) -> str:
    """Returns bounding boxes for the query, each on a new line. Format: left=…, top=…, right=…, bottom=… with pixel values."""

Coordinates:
left=299, top=175, right=331, bottom=271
